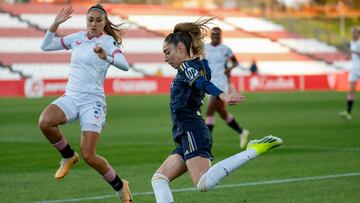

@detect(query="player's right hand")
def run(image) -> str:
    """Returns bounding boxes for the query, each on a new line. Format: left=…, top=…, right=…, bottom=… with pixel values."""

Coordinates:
left=54, top=7, right=73, bottom=25
left=219, top=93, right=245, bottom=105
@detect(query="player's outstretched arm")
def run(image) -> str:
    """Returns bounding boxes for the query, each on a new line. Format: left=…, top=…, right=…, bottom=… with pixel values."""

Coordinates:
left=49, top=7, right=73, bottom=33
left=218, top=92, right=245, bottom=105
left=40, top=7, right=73, bottom=51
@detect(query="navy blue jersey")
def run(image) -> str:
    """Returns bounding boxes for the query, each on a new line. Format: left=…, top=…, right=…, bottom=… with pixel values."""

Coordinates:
left=170, top=58, right=223, bottom=140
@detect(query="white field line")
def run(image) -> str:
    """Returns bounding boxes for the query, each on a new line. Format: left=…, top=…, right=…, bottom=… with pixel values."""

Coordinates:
left=34, top=171, right=360, bottom=203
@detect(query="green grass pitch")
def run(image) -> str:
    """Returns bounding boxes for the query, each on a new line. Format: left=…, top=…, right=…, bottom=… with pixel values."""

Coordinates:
left=0, top=91, right=359, bottom=203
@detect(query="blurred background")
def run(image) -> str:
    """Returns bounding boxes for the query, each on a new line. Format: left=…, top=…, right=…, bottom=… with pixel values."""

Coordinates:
left=0, top=0, right=359, bottom=97
left=1, top=1, right=360, bottom=203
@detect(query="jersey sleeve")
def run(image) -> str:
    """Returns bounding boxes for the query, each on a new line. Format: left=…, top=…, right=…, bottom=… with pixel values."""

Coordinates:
left=224, top=45, right=234, bottom=58
left=40, top=31, right=77, bottom=51
left=102, top=36, right=129, bottom=71
left=101, top=36, right=123, bottom=57
left=60, top=32, right=78, bottom=50
left=180, top=61, right=223, bottom=96
left=180, top=62, right=202, bottom=86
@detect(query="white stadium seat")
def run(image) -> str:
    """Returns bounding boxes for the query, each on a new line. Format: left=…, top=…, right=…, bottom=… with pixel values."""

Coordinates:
left=0, top=13, right=28, bottom=28
left=11, top=63, right=143, bottom=79
left=128, top=15, right=236, bottom=31
left=225, top=17, right=284, bottom=32
left=132, top=63, right=176, bottom=77
left=278, top=38, right=338, bottom=53
left=20, top=14, right=136, bottom=30
left=0, top=67, right=21, bottom=80
left=231, top=61, right=338, bottom=75
left=221, top=38, right=290, bottom=53
left=0, top=37, right=288, bottom=54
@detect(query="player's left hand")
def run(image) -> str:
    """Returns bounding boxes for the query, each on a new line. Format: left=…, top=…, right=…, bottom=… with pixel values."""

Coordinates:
left=219, top=93, right=245, bottom=105
left=93, top=44, right=106, bottom=60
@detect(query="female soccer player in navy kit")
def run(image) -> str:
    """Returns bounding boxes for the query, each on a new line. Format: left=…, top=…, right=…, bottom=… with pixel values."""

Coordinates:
left=38, top=5, right=132, bottom=202
left=151, top=19, right=283, bottom=203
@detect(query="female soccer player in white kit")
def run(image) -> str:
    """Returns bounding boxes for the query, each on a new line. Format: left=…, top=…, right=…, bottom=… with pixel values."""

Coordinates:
left=339, top=27, right=360, bottom=120
left=205, top=27, right=249, bottom=148
left=38, top=5, right=132, bottom=202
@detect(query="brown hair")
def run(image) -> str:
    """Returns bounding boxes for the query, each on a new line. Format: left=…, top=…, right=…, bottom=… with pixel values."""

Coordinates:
left=88, top=4, right=123, bottom=45
left=164, top=18, right=214, bottom=57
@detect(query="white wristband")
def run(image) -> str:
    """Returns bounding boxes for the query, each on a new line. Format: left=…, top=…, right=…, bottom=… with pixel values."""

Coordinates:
left=105, top=55, right=114, bottom=64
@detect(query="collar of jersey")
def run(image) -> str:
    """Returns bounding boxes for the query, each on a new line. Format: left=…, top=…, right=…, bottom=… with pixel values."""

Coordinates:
left=86, top=32, right=104, bottom=40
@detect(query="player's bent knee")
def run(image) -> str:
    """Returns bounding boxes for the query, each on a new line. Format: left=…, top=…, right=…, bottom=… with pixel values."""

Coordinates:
left=151, top=173, right=169, bottom=184
left=151, top=173, right=171, bottom=190
left=196, top=174, right=217, bottom=192
left=196, top=175, right=207, bottom=192
left=38, top=117, right=52, bottom=130
left=81, top=151, right=96, bottom=165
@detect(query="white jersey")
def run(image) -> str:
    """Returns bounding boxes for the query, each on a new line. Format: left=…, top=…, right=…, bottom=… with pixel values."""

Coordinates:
left=350, top=39, right=360, bottom=70
left=205, top=43, right=233, bottom=84
left=41, top=31, right=128, bottom=97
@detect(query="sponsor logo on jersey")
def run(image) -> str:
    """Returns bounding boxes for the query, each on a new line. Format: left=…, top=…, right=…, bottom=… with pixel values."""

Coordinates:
left=184, top=67, right=199, bottom=80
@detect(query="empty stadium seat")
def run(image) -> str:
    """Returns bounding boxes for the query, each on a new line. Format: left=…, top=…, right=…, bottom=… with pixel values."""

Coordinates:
left=0, top=67, right=21, bottom=80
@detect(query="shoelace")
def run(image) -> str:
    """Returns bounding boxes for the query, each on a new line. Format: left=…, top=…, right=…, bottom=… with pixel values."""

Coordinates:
left=59, top=158, right=70, bottom=168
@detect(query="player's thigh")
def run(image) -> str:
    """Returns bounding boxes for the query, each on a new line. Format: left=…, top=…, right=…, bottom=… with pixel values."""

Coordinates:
left=217, top=99, right=229, bottom=119
left=207, top=96, right=220, bottom=116
left=180, top=129, right=213, bottom=185
left=186, top=156, right=211, bottom=186
left=155, top=154, right=187, bottom=181
left=349, top=81, right=357, bottom=93
left=39, top=104, right=67, bottom=126
left=40, top=95, right=78, bottom=124
left=40, top=95, right=78, bottom=125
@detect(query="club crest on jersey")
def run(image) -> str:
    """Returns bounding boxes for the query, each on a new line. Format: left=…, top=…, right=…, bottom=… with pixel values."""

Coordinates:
left=184, top=67, right=199, bottom=80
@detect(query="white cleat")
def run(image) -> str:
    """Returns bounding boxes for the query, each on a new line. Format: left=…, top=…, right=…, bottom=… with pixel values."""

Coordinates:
left=339, top=111, right=352, bottom=121
left=240, top=129, right=250, bottom=149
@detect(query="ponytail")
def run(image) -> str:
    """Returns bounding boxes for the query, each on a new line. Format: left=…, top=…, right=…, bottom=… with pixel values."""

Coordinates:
left=164, top=17, right=214, bottom=57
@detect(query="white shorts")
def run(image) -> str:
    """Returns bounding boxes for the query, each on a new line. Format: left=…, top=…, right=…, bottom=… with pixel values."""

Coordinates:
left=349, top=67, right=360, bottom=82
left=52, top=93, right=107, bottom=133
left=211, top=79, right=229, bottom=93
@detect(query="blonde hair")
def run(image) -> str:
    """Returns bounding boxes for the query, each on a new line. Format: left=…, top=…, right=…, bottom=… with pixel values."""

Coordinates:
left=164, top=18, right=214, bottom=57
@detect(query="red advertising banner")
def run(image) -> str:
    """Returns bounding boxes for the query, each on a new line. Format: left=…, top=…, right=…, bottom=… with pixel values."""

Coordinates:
left=1, top=73, right=359, bottom=98
left=20, top=77, right=173, bottom=97
left=0, top=80, right=25, bottom=97
left=105, top=77, right=172, bottom=95
left=237, top=75, right=302, bottom=92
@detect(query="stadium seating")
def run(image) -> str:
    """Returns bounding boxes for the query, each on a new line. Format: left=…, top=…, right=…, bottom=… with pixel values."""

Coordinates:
left=0, top=3, right=351, bottom=80
left=0, top=67, right=21, bottom=80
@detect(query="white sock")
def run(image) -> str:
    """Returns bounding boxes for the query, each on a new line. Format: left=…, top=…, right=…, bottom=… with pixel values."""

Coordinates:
left=197, top=149, right=257, bottom=191
left=151, top=173, right=174, bottom=203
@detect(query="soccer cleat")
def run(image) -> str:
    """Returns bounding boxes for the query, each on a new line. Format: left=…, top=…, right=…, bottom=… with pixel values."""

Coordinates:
left=239, top=129, right=250, bottom=149
left=55, top=152, right=79, bottom=180
left=116, top=179, right=133, bottom=203
left=246, top=135, right=283, bottom=156
left=339, top=111, right=352, bottom=121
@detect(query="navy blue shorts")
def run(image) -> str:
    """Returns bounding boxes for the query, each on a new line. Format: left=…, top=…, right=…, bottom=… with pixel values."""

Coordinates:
left=172, top=128, right=213, bottom=161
